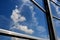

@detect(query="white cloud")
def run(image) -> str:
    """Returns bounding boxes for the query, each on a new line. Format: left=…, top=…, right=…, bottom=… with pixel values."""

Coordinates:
left=10, top=4, right=34, bottom=34
left=10, top=0, right=47, bottom=35
left=11, top=6, right=26, bottom=23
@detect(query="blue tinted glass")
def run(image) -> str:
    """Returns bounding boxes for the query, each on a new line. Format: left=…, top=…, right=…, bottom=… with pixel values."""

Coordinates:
left=0, top=0, right=49, bottom=40
left=50, top=0, right=60, bottom=40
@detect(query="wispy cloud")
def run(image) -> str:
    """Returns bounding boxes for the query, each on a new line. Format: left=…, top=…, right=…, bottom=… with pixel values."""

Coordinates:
left=10, top=0, right=35, bottom=34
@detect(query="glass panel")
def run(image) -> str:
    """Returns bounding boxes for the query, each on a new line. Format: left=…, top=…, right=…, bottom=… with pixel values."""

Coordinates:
left=50, top=0, right=60, bottom=40
left=0, top=35, right=29, bottom=40
left=0, top=0, right=49, bottom=40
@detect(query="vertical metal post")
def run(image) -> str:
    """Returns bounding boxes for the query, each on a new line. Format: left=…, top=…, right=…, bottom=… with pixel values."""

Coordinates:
left=44, top=0, right=56, bottom=40
left=30, top=0, right=56, bottom=40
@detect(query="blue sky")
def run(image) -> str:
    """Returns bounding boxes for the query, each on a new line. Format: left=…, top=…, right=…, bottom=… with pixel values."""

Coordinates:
left=0, top=0, right=60, bottom=40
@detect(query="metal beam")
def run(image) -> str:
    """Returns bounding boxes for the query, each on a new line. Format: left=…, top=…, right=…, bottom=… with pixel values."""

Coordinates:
left=0, top=29, right=41, bottom=40
left=44, top=0, right=56, bottom=40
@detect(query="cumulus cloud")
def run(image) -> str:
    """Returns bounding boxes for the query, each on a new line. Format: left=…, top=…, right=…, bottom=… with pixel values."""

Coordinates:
left=11, top=6, right=26, bottom=23
left=10, top=5, right=34, bottom=34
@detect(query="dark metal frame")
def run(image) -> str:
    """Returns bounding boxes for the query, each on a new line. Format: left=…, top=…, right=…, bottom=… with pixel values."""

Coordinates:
left=30, top=0, right=57, bottom=40
left=44, top=0, right=56, bottom=40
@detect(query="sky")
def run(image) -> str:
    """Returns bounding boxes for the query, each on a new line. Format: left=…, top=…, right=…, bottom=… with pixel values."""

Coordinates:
left=0, top=0, right=60, bottom=40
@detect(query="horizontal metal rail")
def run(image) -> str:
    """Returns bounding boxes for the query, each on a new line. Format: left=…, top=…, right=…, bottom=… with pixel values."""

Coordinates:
left=0, top=29, right=42, bottom=40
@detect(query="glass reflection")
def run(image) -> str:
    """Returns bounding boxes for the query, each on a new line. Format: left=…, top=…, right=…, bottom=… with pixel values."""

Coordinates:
left=50, top=0, right=60, bottom=40
left=0, top=0, right=49, bottom=40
